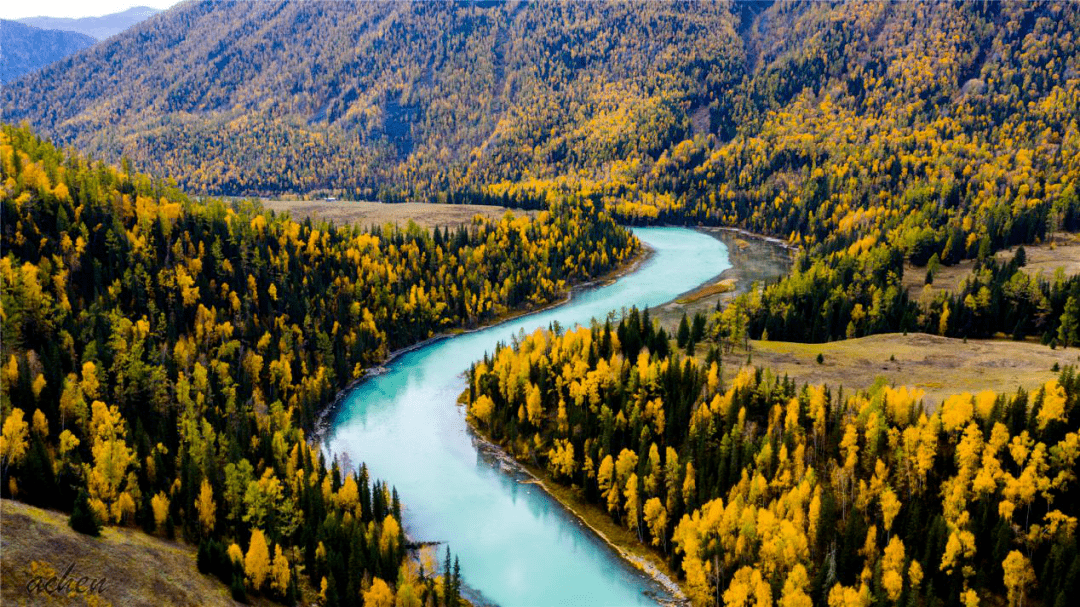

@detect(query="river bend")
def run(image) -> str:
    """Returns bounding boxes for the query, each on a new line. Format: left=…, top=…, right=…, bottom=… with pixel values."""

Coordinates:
left=326, top=227, right=730, bottom=606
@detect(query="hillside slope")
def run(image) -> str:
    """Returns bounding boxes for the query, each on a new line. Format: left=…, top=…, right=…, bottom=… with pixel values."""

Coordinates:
left=0, top=499, right=242, bottom=607
left=1, top=0, right=744, bottom=196
left=0, top=123, right=635, bottom=607
left=3, top=1, right=1077, bottom=210
left=3, top=1, right=1078, bottom=352
left=0, top=20, right=95, bottom=84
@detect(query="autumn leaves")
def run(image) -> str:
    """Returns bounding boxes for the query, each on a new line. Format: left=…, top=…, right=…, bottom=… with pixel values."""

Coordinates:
left=0, top=124, right=641, bottom=606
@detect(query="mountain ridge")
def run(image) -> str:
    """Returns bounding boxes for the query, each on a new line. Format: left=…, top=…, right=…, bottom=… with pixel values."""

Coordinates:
left=0, top=20, right=96, bottom=84
left=2, top=0, right=1077, bottom=237
left=16, top=5, right=162, bottom=40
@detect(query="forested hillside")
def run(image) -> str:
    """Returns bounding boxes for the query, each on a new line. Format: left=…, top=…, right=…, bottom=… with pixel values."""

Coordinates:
left=5, top=2, right=1078, bottom=349
left=1, top=0, right=743, bottom=198
left=3, top=2, right=1079, bottom=605
left=2, top=2, right=1080, bottom=600
left=3, top=2, right=1076, bottom=231
left=0, top=125, right=636, bottom=605
left=644, top=1, right=1080, bottom=346
left=464, top=311, right=1080, bottom=607
left=492, top=1, right=1080, bottom=345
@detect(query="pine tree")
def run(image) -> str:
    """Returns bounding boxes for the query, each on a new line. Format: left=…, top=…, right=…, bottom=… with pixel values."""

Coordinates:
left=443, top=546, right=452, bottom=606
left=230, top=572, right=247, bottom=603
left=1014, top=246, right=1027, bottom=267
left=69, top=488, right=100, bottom=536
left=677, top=314, right=690, bottom=348
left=690, top=312, right=706, bottom=344
left=197, top=541, right=211, bottom=574
left=452, top=556, right=461, bottom=606
left=1057, top=294, right=1079, bottom=347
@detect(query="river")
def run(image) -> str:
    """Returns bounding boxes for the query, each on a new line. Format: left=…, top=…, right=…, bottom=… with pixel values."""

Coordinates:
left=325, top=227, right=730, bottom=606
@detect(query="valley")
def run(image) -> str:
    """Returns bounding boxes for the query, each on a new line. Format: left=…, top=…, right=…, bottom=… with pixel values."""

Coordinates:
left=3, top=2, right=1080, bottom=607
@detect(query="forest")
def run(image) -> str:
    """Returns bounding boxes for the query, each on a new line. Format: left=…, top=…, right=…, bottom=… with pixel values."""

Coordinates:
left=703, top=247, right=1080, bottom=348
left=464, top=309, right=1079, bottom=607
left=488, top=1, right=1080, bottom=348
left=5, top=1, right=1078, bottom=354
left=0, top=124, right=637, bottom=605
left=2, top=1, right=1079, bottom=606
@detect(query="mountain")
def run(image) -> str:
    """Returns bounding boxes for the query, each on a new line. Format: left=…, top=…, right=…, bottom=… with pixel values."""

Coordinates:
left=2, top=0, right=1077, bottom=227
left=0, top=20, right=95, bottom=84
left=0, top=0, right=745, bottom=197
left=3, top=4, right=1080, bottom=607
left=16, top=6, right=162, bottom=40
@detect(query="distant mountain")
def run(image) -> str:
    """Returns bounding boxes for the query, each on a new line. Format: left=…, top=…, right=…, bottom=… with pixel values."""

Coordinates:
left=17, top=6, right=161, bottom=40
left=0, top=20, right=95, bottom=84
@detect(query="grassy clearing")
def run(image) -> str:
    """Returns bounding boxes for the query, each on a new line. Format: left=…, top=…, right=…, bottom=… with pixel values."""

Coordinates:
left=261, top=199, right=536, bottom=230
left=0, top=499, right=290, bottom=607
left=746, top=332, right=1074, bottom=406
left=902, top=257, right=979, bottom=299
left=996, top=233, right=1080, bottom=277
left=675, top=279, right=735, bottom=304
left=903, top=232, right=1080, bottom=298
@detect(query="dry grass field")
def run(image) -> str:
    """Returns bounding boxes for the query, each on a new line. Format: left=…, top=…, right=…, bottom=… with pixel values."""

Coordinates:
left=0, top=499, right=263, bottom=607
left=675, top=278, right=736, bottom=304
left=746, top=332, right=1074, bottom=406
left=262, top=199, right=536, bottom=230
left=645, top=230, right=1074, bottom=409
left=996, top=234, right=1080, bottom=277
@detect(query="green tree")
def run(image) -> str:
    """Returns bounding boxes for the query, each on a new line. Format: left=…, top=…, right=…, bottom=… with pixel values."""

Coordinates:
left=69, top=489, right=101, bottom=536
left=1058, top=294, right=1079, bottom=347
left=677, top=313, right=691, bottom=348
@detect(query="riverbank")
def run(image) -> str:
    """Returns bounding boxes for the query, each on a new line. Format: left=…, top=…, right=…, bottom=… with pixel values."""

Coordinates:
left=650, top=227, right=794, bottom=332
left=312, top=239, right=653, bottom=444
left=446, top=226, right=791, bottom=605
left=442, top=226, right=793, bottom=604
left=468, top=425, right=689, bottom=606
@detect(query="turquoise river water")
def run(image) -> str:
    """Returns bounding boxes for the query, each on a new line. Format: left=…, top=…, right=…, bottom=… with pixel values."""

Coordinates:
left=326, top=227, right=730, bottom=606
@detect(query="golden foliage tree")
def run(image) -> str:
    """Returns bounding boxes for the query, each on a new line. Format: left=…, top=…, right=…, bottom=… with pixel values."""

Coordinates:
left=245, top=528, right=271, bottom=592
